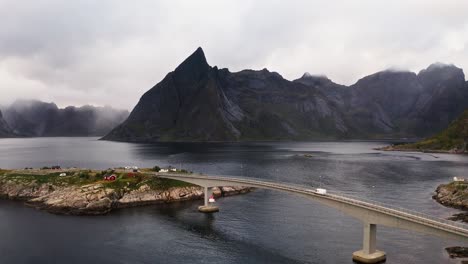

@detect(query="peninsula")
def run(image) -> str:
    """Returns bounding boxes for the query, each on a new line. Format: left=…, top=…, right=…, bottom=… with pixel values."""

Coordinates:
left=0, top=167, right=252, bottom=215
left=381, top=109, right=468, bottom=154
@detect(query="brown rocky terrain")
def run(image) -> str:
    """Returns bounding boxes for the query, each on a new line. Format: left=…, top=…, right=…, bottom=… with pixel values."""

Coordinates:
left=433, top=181, right=468, bottom=210
left=0, top=168, right=252, bottom=215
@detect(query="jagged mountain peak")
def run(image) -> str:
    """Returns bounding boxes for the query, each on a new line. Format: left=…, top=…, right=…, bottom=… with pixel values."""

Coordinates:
left=424, top=62, right=459, bottom=71
left=10, top=99, right=59, bottom=112
left=102, top=49, right=468, bottom=142
left=174, top=47, right=210, bottom=78
left=302, top=72, right=313, bottom=78
left=300, top=72, right=328, bottom=79
left=418, top=62, right=465, bottom=82
left=294, top=72, right=332, bottom=86
left=353, top=70, right=417, bottom=86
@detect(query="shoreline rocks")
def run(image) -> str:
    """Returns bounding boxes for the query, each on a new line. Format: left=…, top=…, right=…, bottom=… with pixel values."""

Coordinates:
left=0, top=180, right=253, bottom=215
left=446, top=246, right=468, bottom=259
left=377, top=145, right=466, bottom=154
left=433, top=181, right=468, bottom=226
left=433, top=181, right=468, bottom=210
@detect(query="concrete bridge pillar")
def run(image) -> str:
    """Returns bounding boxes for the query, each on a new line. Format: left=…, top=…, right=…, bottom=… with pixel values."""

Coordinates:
left=204, top=186, right=212, bottom=206
left=198, top=186, right=219, bottom=213
left=352, top=223, right=386, bottom=263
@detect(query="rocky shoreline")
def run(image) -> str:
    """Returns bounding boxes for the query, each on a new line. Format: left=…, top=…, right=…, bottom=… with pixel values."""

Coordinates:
left=0, top=169, right=252, bottom=215
left=431, top=180, right=468, bottom=260
left=377, top=145, right=465, bottom=154
left=433, top=181, right=468, bottom=211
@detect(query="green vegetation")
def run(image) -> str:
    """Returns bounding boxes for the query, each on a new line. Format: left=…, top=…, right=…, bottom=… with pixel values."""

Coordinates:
left=392, top=109, right=468, bottom=153
left=144, top=177, right=194, bottom=190
left=0, top=167, right=194, bottom=191
left=0, top=170, right=97, bottom=186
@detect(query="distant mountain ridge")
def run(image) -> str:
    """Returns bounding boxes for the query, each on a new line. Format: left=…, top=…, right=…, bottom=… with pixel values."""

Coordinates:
left=103, top=47, right=468, bottom=142
left=1, top=100, right=129, bottom=137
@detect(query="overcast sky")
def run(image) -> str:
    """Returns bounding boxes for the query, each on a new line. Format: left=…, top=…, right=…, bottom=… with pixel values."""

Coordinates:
left=0, top=0, right=467, bottom=110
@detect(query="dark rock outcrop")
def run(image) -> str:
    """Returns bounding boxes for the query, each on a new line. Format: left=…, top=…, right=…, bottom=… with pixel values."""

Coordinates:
left=2, top=100, right=129, bottom=137
left=103, top=48, right=468, bottom=142
left=446, top=246, right=468, bottom=259
left=0, top=110, right=16, bottom=137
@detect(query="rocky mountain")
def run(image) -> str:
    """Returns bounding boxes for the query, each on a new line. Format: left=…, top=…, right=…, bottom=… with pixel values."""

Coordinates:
left=0, top=110, right=16, bottom=137
left=103, top=48, right=468, bottom=142
left=383, top=109, right=468, bottom=153
left=2, top=100, right=129, bottom=137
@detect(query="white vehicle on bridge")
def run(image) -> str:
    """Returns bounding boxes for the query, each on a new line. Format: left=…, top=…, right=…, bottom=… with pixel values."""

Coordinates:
left=316, top=188, right=327, bottom=194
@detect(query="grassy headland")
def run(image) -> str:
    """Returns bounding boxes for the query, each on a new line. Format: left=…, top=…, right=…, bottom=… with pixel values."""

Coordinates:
left=0, top=167, right=251, bottom=215
left=381, top=109, right=468, bottom=153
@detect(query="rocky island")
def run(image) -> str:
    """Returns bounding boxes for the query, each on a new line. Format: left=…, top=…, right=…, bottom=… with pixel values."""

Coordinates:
left=432, top=180, right=468, bottom=259
left=433, top=180, right=468, bottom=210
left=433, top=179, right=468, bottom=223
left=0, top=167, right=252, bottom=215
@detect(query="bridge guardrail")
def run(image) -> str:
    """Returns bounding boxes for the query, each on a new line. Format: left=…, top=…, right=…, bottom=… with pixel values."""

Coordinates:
left=327, top=191, right=468, bottom=230
left=155, top=173, right=468, bottom=234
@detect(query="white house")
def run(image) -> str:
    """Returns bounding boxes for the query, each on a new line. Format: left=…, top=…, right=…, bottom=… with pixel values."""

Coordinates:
left=454, top=177, right=466, bottom=182
left=160, top=169, right=169, bottom=173
left=59, top=173, right=67, bottom=177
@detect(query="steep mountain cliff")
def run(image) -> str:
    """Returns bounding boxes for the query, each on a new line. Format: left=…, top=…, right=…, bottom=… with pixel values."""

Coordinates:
left=2, top=100, right=129, bottom=137
left=103, top=48, right=468, bottom=142
left=0, top=110, right=15, bottom=137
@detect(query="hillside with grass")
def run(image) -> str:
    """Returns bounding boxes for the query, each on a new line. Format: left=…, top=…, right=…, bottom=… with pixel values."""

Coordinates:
left=384, top=109, right=468, bottom=153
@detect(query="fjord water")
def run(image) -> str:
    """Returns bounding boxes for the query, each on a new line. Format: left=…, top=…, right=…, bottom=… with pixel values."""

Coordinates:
left=0, top=138, right=467, bottom=264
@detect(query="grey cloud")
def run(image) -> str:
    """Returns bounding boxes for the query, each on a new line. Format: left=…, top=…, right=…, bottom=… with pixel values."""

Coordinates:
left=0, top=0, right=467, bottom=110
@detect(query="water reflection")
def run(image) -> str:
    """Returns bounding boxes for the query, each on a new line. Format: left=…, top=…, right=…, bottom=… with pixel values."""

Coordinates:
left=1, top=138, right=467, bottom=263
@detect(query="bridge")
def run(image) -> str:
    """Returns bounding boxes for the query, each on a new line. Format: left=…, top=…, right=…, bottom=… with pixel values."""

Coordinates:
left=156, top=172, right=468, bottom=263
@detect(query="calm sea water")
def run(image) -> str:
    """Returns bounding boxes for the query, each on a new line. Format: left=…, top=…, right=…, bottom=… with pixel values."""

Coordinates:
left=0, top=137, right=467, bottom=264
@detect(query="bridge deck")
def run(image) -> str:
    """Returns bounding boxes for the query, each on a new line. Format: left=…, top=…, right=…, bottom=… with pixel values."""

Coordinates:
left=155, top=172, right=468, bottom=240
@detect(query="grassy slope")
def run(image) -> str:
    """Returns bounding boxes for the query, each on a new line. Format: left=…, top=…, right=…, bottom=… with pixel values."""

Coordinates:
left=394, top=109, right=468, bottom=152
left=0, top=169, right=193, bottom=192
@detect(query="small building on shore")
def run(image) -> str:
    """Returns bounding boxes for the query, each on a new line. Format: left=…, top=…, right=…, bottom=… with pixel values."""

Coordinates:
left=104, top=174, right=117, bottom=181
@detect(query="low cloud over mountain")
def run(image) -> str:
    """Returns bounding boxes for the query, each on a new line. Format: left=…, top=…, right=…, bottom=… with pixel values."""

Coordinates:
left=2, top=100, right=129, bottom=137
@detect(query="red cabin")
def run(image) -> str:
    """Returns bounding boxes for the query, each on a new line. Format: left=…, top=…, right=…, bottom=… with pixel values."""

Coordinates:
left=104, top=174, right=117, bottom=181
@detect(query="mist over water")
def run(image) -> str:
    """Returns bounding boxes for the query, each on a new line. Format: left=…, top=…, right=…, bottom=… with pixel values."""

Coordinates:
left=0, top=137, right=467, bottom=263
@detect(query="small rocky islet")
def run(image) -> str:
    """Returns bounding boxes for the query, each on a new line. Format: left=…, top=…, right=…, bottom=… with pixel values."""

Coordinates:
left=0, top=167, right=252, bottom=215
left=433, top=180, right=468, bottom=212
left=433, top=179, right=468, bottom=259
